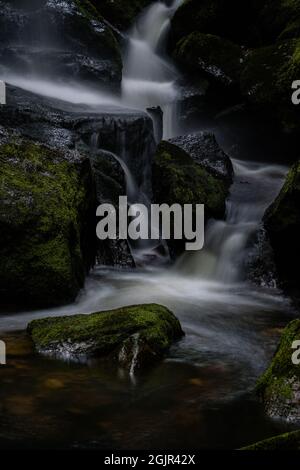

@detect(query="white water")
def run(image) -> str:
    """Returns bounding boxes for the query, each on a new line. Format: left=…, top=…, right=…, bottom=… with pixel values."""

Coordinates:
left=1, top=0, right=183, bottom=140
left=122, top=0, right=182, bottom=138
left=178, top=159, right=288, bottom=282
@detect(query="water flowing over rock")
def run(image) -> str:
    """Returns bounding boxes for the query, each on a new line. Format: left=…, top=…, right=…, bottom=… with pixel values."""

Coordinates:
left=168, top=132, right=234, bottom=183
left=152, top=135, right=231, bottom=256
left=0, top=84, right=157, bottom=270
left=0, top=0, right=122, bottom=90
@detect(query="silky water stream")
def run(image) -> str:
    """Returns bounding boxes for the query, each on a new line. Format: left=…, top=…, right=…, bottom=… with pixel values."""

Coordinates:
left=0, top=0, right=298, bottom=450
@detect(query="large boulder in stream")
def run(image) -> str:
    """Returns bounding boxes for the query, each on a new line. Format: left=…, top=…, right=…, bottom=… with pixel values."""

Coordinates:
left=173, top=32, right=244, bottom=91
left=0, top=85, right=156, bottom=269
left=263, top=160, right=300, bottom=298
left=1, top=85, right=156, bottom=196
left=256, top=319, right=300, bottom=422
left=152, top=132, right=233, bottom=256
left=170, top=1, right=300, bottom=134
left=0, top=82, right=159, bottom=274
left=240, top=38, right=300, bottom=134
left=0, top=0, right=122, bottom=90
left=27, top=304, right=184, bottom=372
left=0, top=137, right=96, bottom=310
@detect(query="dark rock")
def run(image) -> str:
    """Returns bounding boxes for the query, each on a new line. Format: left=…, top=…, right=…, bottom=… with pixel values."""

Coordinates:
left=170, top=0, right=262, bottom=49
left=0, top=138, right=96, bottom=310
left=152, top=135, right=232, bottom=256
left=245, top=227, right=278, bottom=288
left=90, top=0, right=153, bottom=30
left=257, top=0, right=300, bottom=43
left=0, top=46, right=121, bottom=89
left=263, top=160, right=300, bottom=298
left=173, top=32, right=244, bottom=91
left=0, top=0, right=122, bottom=90
left=0, top=85, right=156, bottom=270
left=256, top=319, right=300, bottom=422
left=1, top=85, right=156, bottom=194
left=241, top=430, right=300, bottom=450
left=147, top=106, right=163, bottom=143
left=168, top=132, right=234, bottom=183
left=240, top=39, right=300, bottom=134
left=89, top=149, right=135, bottom=268
left=27, top=304, right=185, bottom=372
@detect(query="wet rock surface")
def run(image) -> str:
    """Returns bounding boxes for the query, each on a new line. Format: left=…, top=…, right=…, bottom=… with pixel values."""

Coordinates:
left=0, top=0, right=122, bottom=90
left=27, top=304, right=184, bottom=372
left=168, top=132, right=234, bottom=183
left=264, top=160, right=300, bottom=298
left=0, top=137, right=96, bottom=309
left=256, top=319, right=300, bottom=422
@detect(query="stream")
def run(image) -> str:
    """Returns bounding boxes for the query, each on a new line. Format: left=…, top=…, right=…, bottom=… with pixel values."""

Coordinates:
left=0, top=0, right=298, bottom=450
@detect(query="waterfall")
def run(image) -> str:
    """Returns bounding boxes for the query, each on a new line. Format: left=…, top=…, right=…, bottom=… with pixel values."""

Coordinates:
left=122, top=0, right=182, bottom=139
left=177, top=159, right=288, bottom=282
left=90, top=136, right=169, bottom=266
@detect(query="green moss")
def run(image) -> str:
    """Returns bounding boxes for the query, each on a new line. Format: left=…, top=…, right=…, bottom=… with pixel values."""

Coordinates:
left=265, top=160, right=300, bottom=232
left=27, top=304, right=184, bottom=358
left=258, top=0, right=300, bottom=42
left=263, top=161, right=300, bottom=289
left=256, top=319, right=300, bottom=400
left=170, top=0, right=262, bottom=48
left=240, top=38, right=300, bottom=132
left=241, top=430, right=300, bottom=450
left=153, top=140, right=228, bottom=220
left=174, top=32, right=243, bottom=85
left=0, top=140, right=95, bottom=309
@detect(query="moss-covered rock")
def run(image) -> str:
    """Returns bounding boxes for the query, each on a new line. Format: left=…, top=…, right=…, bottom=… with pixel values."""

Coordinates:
left=258, top=0, right=300, bottom=43
left=241, top=39, right=300, bottom=133
left=241, top=430, right=300, bottom=450
left=170, top=0, right=262, bottom=48
left=153, top=135, right=232, bottom=216
left=0, top=139, right=96, bottom=309
left=170, top=1, right=300, bottom=133
left=263, top=160, right=300, bottom=294
left=256, top=319, right=300, bottom=422
left=27, top=304, right=184, bottom=371
left=173, top=32, right=244, bottom=89
left=90, top=0, right=153, bottom=30
left=152, top=134, right=232, bottom=255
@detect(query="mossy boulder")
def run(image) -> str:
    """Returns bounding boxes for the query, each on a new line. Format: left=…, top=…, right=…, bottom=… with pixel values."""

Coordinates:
left=256, top=319, right=300, bottom=422
left=241, top=39, right=300, bottom=133
left=173, top=32, right=244, bottom=89
left=263, top=160, right=300, bottom=295
left=257, top=0, right=300, bottom=43
left=0, top=139, right=96, bottom=310
left=27, top=304, right=184, bottom=372
left=152, top=134, right=232, bottom=255
left=153, top=136, right=231, bottom=218
left=170, top=0, right=262, bottom=48
left=241, top=430, right=300, bottom=450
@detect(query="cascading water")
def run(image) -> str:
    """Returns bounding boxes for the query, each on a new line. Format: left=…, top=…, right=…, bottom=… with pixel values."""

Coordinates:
left=122, top=0, right=182, bottom=139
left=178, top=159, right=288, bottom=283
left=90, top=135, right=169, bottom=265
